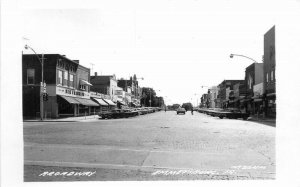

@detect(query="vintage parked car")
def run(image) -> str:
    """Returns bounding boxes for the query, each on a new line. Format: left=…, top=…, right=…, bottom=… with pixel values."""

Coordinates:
left=217, top=108, right=249, bottom=120
left=176, top=107, right=186, bottom=115
left=122, top=109, right=134, bottom=118
left=128, top=109, right=139, bottom=117
left=110, top=109, right=126, bottom=119
left=141, top=108, right=149, bottom=115
left=98, top=111, right=113, bottom=119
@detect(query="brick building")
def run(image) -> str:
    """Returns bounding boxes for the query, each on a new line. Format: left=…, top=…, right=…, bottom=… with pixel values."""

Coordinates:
left=244, top=63, right=264, bottom=114
left=263, top=26, right=276, bottom=117
left=218, top=80, right=244, bottom=108
left=22, top=54, right=98, bottom=119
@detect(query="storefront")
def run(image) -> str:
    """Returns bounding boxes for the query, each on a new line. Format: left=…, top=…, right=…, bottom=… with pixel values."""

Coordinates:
left=266, top=93, right=276, bottom=118
left=45, top=86, right=99, bottom=118
left=102, top=98, right=117, bottom=110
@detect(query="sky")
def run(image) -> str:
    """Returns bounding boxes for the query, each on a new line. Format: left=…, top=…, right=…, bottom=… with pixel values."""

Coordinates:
left=20, top=0, right=296, bottom=105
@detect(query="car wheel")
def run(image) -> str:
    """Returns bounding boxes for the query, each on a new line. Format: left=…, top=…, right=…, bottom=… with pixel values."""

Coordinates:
left=243, top=117, right=248, bottom=120
left=219, top=116, right=223, bottom=119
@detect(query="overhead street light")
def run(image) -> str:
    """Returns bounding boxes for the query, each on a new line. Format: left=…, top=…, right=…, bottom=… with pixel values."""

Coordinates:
left=24, top=44, right=45, bottom=121
left=229, top=54, right=259, bottom=63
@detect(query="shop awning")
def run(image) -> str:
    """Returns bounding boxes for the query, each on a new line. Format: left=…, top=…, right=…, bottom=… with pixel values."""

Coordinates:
left=59, top=95, right=80, bottom=104
left=254, top=98, right=263, bottom=102
left=92, top=98, right=108, bottom=106
left=267, top=93, right=276, bottom=97
left=102, top=99, right=117, bottom=106
left=75, top=98, right=99, bottom=106
left=80, top=80, right=93, bottom=86
left=117, top=100, right=126, bottom=105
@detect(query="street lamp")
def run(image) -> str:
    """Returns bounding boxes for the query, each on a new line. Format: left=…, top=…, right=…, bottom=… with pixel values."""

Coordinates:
left=200, top=86, right=210, bottom=108
left=229, top=54, right=259, bottom=63
left=24, top=44, right=45, bottom=121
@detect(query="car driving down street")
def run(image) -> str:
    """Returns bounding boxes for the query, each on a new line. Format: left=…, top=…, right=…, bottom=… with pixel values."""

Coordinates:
left=176, top=107, right=186, bottom=115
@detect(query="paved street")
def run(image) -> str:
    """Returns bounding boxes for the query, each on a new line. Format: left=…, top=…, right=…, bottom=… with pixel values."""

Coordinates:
left=24, top=111, right=275, bottom=181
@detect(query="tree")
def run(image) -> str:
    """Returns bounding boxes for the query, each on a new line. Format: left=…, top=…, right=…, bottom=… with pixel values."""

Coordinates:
left=140, top=87, right=156, bottom=107
left=182, top=102, right=193, bottom=111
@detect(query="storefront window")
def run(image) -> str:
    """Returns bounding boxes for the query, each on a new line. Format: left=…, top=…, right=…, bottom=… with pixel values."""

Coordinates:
left=57, top=70, right=63, bottom=85
left=27, top=69, right=35, bottom=85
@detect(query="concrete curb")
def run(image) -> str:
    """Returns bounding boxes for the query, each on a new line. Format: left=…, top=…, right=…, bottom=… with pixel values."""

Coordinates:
left=23, top=116, right=100, bottom=123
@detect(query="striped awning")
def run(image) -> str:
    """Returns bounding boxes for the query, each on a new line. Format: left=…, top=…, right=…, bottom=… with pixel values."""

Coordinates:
left=92, top=98, right=108, bottom=106
left=74, top=98, right=99, bottom=106
left=80, top=80, right=93, bottom=86
left=102, top=99, right=117, bottom=106
left=59, top=95, right=80, bottom=104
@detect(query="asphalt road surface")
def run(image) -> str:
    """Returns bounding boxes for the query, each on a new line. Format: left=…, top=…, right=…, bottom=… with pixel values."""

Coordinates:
left=24, top=111, right=275, bottom=181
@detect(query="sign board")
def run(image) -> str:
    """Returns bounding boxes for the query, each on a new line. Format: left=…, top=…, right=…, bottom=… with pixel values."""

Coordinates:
left=253, top=83, right=263, bottom=95
left=56, top=86, right=90, bottom=99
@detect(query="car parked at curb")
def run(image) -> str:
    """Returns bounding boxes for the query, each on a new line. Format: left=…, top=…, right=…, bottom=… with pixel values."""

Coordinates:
left=216, top=108, right=249, bottom=120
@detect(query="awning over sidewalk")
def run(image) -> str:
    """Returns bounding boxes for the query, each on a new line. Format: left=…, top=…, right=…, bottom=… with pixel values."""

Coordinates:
left=80, top=80, right=93, bottom=86
left=92, top=98, right=108, bottom=106
left=254, top=98, right=263, bottom=102
left=267, top=93, right=276, bottom=97
left=102, top=99, right=117, bottom=106
left=59, top=95, right=80, bottom=104
left=117, top=101, right=126, bottom=105
left=75, top=98, right=99, bottom=106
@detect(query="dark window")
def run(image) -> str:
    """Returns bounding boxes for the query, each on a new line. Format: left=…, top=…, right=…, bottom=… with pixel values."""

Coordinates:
left=27, top=69, right=35, bottom=85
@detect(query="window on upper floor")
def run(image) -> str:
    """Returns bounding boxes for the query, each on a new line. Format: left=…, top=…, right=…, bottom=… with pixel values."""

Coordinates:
left=271, top=71, right=274, bottom=81
left=69, top=74, right=74, bottom=88
left=266, top=73, right=269, bottom=83
left=79, top=84, right=86, bottom=90
left=63, top=71, right=68, bottom=86
left=57, top=70, right=63, bottom=85
left=27, top=69, right=35, bottom=85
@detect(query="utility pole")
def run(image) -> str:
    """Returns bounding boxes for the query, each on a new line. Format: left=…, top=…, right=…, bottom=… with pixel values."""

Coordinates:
left=25, top=45, right=46, bottom=121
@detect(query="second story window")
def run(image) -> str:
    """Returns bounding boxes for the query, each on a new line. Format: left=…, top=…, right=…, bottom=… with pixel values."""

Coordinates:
left=271, top=71, right=274, bottom=81
left=57, top=70, right=63, bottom=85
left=27, top=69, right=35, bottom=85
left=80, top=85, right=86, bottom=90
left=69, top=74, right=74, bottom=88
left=63, top=71, right=68, bottom=86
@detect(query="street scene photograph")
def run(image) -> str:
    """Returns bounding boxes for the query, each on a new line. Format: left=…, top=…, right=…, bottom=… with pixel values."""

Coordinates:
left=21, top=0, right=278, bottom=182
left=1, top=0, right=300, bottom=186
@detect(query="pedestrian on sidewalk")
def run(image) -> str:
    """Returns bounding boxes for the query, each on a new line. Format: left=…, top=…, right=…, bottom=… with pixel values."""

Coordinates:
left=191, top=108, right=194, bottom=115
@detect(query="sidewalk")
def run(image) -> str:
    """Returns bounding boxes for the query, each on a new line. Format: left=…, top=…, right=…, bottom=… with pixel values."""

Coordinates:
left=23, top=115, right=99, bottom=122
left=247, top=115, right=276, bottom=126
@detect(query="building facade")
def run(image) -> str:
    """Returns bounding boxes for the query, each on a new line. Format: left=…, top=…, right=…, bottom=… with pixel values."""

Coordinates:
left=244, top=63, right=264, bottom=114
left=263, top=25, right=276, bottom=117
left=23, top=54, right=98, bottom=119
left=218, top=80, right=244, bottom=108
left=208, top=86, right=219, bottom=108
left=90, top=74, right=118, bottom=102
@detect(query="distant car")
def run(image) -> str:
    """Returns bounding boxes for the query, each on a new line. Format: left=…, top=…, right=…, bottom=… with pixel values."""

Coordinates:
left=177, top=108, right=186, bottom=115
